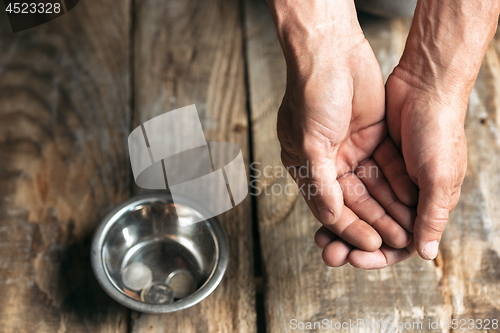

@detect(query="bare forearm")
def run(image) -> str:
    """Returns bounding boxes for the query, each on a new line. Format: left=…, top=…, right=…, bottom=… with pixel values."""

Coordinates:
left=397, top=0, right=500, bottom=99
left=266, top=0, right=364, bottom=77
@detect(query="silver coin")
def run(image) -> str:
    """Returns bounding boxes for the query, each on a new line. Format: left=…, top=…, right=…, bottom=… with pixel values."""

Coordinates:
left=165, top=270, right=196, bottom=299
left=140, top=283, right=174, bottom=304
left=121, top=262, right=153, bottom=291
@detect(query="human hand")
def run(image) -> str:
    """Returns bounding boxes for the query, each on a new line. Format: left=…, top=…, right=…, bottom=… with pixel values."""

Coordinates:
left=324, top=65, right=469, bottom=269
left=383, top=67, right=468, bottom=262
left=315, top=0, right=500, bottom=269
left=276, top=30, right=417, bottom=258
left=381, top=0, right=499, bottom=262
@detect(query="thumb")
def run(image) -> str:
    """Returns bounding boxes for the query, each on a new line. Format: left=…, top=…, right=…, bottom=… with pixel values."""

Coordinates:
left=292, top=156, right=344, bottom=226
left=414, top=181, right=454, bottom=260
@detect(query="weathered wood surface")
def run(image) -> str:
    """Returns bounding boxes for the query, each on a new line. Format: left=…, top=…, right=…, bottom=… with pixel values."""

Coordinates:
left=245, top=0, right=500, bottom=332
left=0, top=0, right=131, bottom=332
left=2, top=0, right=500, bottom=332
left=131, top=0, right=256, bottom=332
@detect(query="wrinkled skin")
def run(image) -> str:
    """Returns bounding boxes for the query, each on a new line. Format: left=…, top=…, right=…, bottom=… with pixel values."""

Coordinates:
left=278, top=38, right=419, bottom=268
left=269, top=0, right=497, bottom=269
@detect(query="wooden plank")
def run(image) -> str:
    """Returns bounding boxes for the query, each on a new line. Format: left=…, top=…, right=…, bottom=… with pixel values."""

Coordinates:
left=0, top=1, right=132, bottom=332
left=131, top=1, right=256, bottom=332
left=243, top=2, right=500, bottom=331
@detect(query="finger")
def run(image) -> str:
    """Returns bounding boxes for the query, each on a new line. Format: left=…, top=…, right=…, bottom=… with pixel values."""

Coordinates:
left=322, top=241, right=352, bottom=268
left=324, top=203, right=382, bottom=251
left=287, top=158, right=344, bottom=226
left=357, top=158, right=416, bottom=232
left=340, top=173, right=411, bottom=249
left=314, top=226, right=338, bottom=249
left=282, top=153, right=323, bottom=223
left=372, top=137, right=419, bottom=206
left=295, top=139, right=345, bottom=226
left=414, top=180, right=457, bottom=260
left=348, top=239, right=416, bottom=269
left=314, top=226, right=352, bottom=267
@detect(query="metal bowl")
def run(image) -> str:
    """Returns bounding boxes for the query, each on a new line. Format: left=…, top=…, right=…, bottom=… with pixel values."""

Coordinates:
left=91, top=192, right=229, bottom=313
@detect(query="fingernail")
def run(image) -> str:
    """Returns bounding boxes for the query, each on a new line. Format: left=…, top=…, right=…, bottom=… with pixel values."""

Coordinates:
left=422, top=241, right=439, bottom=260
left=319, top=208, right=334, bottom=224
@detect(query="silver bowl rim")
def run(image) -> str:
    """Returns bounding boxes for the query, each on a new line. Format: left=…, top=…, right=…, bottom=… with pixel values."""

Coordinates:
left=90, top=191, right=229, bottom=313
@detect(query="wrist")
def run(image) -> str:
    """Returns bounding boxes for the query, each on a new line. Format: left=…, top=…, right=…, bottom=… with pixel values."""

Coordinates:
left=397, top=0, right=500, bottom=97
left=267, top=0, right=364, bottom=80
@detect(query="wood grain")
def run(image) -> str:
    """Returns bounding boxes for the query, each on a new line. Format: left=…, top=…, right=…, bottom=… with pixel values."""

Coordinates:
left=0, top=0, right=131, bottom=332
left=131, top=0, right=256, bottom=332
left=2, top=0, right=500, bottom=330
left=244, top=2, right=500, bottom=332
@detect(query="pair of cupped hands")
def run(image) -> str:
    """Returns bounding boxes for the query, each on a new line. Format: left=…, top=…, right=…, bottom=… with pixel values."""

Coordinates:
left=277, top=32, right=469, bottom=269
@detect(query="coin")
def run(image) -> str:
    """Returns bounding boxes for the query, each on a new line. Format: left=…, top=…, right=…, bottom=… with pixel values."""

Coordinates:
left=165, top=270, right=196, bottom=299
left=140, top=283, right=174, bottom=304
left=123, top=288, right=141, bottom=301
left=121, top=262, right=153, bottom=291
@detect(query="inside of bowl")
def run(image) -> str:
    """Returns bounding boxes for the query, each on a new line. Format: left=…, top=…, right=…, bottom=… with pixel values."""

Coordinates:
left=101, top=199, right=218, bottom=304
